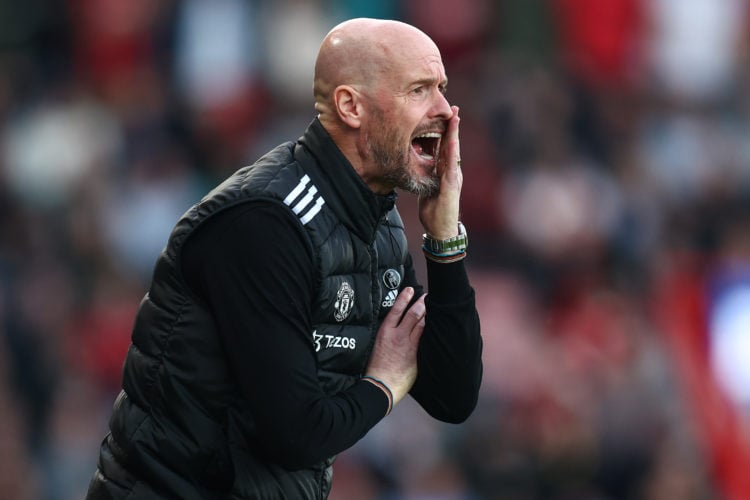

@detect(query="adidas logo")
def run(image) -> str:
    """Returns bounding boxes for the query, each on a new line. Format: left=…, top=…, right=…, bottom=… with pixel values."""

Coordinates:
left=381, top=289, right=398, bottom=308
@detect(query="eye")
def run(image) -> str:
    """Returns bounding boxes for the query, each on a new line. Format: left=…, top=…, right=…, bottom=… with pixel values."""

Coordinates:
left=411, top=86, right=426, bottom=96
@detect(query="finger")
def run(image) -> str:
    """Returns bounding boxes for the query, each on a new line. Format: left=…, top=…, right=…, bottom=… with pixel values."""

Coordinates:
left=410, top=315, right=426, bottom=342
left=442, top=106, right=460, bottom=174
left=381, top=287, right=415, bottom=327
left=399, top=294, right=426, bottom=332
left=449, top=105, right=460, bottom=168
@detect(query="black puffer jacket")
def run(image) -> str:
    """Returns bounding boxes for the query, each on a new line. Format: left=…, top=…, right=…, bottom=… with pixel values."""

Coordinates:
left=87, top=119, right=409, bottom=499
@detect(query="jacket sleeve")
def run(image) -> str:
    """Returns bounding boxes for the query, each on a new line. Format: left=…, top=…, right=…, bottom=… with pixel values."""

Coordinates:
left=182, top=202, right=390, bottom=470
left=406, top=256, right=483, bottom=423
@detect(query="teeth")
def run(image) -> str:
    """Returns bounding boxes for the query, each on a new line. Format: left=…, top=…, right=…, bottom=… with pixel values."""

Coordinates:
left=413, top=132, right=441, bottom=161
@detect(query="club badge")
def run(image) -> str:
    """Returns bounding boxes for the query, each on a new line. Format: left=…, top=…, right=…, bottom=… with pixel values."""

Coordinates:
left=381, top=269, right=402, bottom=308
left=334, top=281, right=355, bottom=322
left=383, top=269, right=402, bottom=290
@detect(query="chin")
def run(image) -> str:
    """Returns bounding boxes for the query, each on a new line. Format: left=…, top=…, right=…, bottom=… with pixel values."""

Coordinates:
left=402, top=173, right=439, bottom=198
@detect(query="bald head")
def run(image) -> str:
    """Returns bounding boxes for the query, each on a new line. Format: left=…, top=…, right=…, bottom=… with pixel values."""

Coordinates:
left=313, top=18, right=439, bottom=122
left=311, top=18, right=452, bottom=195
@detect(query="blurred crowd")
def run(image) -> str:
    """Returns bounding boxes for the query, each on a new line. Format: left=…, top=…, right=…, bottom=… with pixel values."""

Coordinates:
left=1, top=0, right=750, bottom=498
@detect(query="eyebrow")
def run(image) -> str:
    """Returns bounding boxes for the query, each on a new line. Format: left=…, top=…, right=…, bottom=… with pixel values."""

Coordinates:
left=411, top=77, right=448, bottom=91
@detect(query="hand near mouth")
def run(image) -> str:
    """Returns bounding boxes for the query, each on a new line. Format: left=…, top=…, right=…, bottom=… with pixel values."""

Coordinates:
left=418, top=105, right=462, bottom=240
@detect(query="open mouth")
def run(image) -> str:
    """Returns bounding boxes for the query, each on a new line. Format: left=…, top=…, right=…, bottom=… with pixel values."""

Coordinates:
left=411, top=132, right=441, bottom=163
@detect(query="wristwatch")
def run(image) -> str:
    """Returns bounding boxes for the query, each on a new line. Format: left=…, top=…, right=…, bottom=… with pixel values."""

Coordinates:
left=422, top=222, right=468, bottom=255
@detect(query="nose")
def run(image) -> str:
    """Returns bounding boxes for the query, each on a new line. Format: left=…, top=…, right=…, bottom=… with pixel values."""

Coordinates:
left=431, top=90, right=453, bottom=120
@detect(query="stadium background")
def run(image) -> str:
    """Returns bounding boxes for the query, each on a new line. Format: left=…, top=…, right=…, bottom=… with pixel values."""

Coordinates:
left=1, top=0, right=749, bottom=498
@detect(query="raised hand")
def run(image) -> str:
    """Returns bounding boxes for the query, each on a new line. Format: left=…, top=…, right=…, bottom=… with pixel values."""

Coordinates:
left=419, top=105, right=462, bottom=239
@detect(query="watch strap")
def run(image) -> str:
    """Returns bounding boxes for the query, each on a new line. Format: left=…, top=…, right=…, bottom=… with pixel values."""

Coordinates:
left=422, top=222, right=468, bottom=261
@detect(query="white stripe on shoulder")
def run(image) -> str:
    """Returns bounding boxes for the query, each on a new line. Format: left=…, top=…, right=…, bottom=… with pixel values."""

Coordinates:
left=300, top=197, right=325, bottom=225
left=283, top=174, right=310, bottom=205
left=283, top=174, right=326, bottom=225
left=291, top=185, right=318, bottom=215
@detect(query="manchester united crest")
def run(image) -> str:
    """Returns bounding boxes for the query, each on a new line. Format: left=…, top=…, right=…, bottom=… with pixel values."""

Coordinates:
left=334, top=281, right=355, bottom=322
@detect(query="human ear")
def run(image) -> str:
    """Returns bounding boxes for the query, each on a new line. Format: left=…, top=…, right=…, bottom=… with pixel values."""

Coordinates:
left=333, top=85, right=363, bottom=128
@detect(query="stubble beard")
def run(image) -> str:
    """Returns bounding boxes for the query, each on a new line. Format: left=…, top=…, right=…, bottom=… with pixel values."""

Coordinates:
left=365, top=111, right=440, bottom=198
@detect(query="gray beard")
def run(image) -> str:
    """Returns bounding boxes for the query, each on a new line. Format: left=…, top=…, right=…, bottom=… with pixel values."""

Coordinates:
left=365, top=127, right=440, bottom=198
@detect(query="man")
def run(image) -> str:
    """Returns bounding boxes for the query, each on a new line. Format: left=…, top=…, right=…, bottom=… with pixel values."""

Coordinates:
left=87, top=18, right=482, bottom=499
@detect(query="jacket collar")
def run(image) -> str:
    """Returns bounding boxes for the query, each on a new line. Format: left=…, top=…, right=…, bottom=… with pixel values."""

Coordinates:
left=297, top=118, right=397, bottom=242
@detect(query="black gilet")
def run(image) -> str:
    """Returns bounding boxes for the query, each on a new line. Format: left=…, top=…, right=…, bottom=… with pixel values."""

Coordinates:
left=91, top=119, right=408, bottom=499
